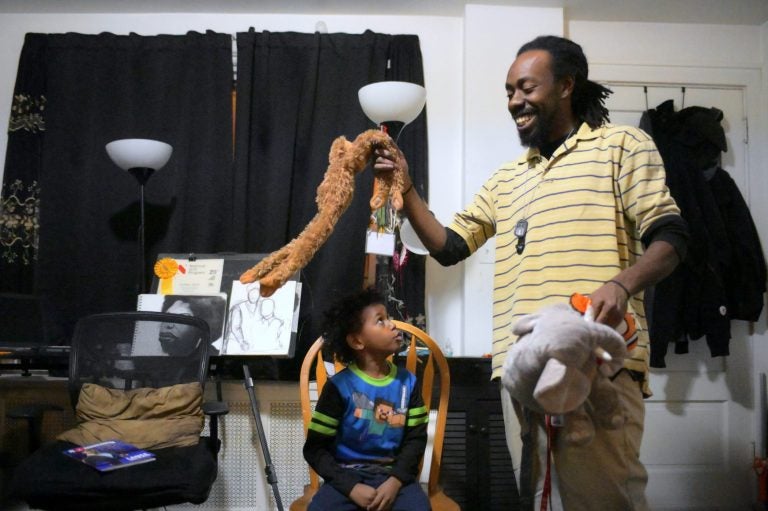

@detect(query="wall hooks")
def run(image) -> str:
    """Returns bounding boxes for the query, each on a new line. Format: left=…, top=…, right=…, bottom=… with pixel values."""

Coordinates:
left=643, top=86, right=649, bottom=111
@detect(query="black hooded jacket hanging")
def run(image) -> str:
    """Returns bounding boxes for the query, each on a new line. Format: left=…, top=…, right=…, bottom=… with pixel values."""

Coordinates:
left=641, top=100, right=766, bottom=367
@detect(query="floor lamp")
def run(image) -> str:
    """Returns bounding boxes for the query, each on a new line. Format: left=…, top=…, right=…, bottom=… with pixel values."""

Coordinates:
left=358, top=81, right=426, bottom=142
left=106, top=139, right=173, bottom=293
left=358, top=81, right=426, bottom=287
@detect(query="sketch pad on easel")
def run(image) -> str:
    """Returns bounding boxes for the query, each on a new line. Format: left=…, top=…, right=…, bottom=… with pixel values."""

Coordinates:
left=220, top=280, right=299, bottom=357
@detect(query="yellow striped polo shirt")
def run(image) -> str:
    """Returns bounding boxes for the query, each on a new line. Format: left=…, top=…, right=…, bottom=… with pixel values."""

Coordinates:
left=449, top=122, right=681, bottom=396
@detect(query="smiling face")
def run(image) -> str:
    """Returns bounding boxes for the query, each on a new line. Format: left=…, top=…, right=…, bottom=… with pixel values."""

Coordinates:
left=506, top=49, right=574, bottom=148
left=159, top=300, right=200, bottom=356
left=347, top=303, right=403, bottom=359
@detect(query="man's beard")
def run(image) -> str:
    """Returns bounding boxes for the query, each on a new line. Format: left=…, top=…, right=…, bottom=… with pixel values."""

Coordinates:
left=517, top=107, right=556, bottom=149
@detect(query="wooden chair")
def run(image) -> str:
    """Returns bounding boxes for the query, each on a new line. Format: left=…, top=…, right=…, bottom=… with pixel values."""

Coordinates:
left=290, top=320, right=460, bottom=510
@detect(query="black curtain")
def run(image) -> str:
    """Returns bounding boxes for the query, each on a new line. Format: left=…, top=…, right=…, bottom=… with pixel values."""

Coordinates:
left=0, top=35, right=46, bottom=293
left=233, top=30, right=428, bottom=376
left=0, top=31, right=233, bottom=338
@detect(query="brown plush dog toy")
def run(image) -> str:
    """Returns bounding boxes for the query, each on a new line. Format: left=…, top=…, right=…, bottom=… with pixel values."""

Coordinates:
left=239, top=129, right=405, bottom=296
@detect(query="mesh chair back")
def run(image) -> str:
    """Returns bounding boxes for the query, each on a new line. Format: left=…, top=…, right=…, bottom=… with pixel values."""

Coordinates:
left=67, top=312, right=211, bottom=409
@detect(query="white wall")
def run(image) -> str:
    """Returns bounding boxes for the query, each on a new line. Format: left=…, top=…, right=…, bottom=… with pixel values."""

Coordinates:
left=756, top=18, right=768, bottom=457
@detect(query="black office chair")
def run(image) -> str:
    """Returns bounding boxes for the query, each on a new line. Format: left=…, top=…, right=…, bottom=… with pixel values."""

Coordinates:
left=9, top=311, right=228, bottom=511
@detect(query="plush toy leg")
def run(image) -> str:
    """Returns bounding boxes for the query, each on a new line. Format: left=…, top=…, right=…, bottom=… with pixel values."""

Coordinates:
left=534, top=358, right=591, bottom=414
left=587, top=375, right=626, bottom=429
left=239, top=239, right=297, bottom=285
left=561, top=406, right=596, bottom=447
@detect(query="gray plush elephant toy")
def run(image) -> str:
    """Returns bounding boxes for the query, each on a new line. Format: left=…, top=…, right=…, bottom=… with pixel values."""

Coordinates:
left=501, top=302, right=629, bottom=446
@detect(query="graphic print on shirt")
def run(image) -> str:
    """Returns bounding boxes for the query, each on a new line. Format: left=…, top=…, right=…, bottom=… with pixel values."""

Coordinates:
left=352, top=387, right=407, bottom=438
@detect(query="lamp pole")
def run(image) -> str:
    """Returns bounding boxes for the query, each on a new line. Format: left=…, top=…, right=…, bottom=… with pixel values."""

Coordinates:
left=128, top=167, right=155, bottom=294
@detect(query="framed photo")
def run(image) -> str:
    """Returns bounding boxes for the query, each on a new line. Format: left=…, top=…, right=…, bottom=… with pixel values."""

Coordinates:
left=133, top=293, right=227, bottom=356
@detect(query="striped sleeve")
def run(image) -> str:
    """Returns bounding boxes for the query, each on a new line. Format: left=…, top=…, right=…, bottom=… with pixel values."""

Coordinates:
left=616, top=131, right=680, bottom=236
left=448, top=181, right=498, bottom=253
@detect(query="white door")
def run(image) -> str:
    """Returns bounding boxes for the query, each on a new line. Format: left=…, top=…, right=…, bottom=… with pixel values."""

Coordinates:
left=606, top=84, right=756, bottom=511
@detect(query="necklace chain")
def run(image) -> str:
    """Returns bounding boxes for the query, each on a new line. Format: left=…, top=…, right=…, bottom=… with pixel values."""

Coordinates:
left=515, top=126, right=577, bottom=255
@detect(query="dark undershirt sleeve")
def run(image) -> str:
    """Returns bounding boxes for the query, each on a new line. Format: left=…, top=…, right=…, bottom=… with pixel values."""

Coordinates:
left=641, top=214, right=690, bottom=262
left=430, top=227, right=470, bottom=266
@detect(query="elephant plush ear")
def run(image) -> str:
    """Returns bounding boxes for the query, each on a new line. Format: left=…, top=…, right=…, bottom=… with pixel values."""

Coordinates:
left=511, top=312, right=540, bottom=336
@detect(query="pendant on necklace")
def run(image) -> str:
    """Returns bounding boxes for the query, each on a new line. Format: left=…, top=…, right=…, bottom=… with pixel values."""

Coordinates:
left=515, top=219, right=528, bottom=255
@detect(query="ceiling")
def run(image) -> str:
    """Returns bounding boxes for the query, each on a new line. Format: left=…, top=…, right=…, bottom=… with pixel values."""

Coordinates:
left=0, top=0, right=766, bottom=26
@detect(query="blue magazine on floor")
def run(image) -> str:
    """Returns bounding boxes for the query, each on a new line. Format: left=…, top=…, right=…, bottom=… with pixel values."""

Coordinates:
left=63, top=440, right=156, bottom=472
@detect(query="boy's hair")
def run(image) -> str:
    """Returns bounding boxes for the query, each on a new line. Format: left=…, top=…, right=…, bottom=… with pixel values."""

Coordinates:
left=518, top=35, right=612, bottom=128
left=321, top=287, right=384, bottom=364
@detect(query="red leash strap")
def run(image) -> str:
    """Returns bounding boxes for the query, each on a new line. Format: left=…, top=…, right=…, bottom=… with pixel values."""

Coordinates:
left=541, top=415, right=555, bottom=511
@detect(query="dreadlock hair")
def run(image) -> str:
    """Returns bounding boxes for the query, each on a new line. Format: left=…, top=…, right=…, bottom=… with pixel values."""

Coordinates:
left=321, top=287, right=385, bottom=365
left=518, top=35, right=612, bottom=128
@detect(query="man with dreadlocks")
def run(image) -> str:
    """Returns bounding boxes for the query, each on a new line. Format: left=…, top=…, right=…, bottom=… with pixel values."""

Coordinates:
left=374, top=35, right=688, bottom=510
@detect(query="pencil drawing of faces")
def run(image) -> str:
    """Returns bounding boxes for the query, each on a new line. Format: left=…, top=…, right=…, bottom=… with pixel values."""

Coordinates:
left=159, top=299, right=201, bottom=356
left=259, top=297, right=275, bottom=318
left=247, top=284, right=260, bottom=304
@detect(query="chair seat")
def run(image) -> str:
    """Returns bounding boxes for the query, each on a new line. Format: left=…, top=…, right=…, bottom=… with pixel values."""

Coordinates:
left=10, top=439, right=219, bottom=511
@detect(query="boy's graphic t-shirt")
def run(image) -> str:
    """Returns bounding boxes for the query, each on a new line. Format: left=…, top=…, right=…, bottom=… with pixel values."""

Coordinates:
left=303, top=361, right=429, bottom=495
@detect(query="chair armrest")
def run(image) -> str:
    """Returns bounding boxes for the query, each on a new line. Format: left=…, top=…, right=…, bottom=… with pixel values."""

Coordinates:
left=202, top=400, right=229, bottom=453
left=202, top=400, right=229, bottom=417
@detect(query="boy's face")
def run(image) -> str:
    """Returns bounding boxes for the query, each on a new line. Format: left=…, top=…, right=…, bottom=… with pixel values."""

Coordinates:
left=349, top=303, right=403, bottom=357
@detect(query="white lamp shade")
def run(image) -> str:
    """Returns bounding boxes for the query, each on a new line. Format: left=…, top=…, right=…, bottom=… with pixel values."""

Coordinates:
left=106, top=139, right=173, bottom=170
left=399, top=218, right=429, bottom=255
left=358, top=81, right=426, bottom=125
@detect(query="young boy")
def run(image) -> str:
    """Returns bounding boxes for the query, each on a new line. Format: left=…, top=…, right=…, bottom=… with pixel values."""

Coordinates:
left=303, top=288, right=431, bottom=511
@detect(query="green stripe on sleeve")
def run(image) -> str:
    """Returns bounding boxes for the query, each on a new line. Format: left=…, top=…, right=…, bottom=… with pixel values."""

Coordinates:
left=311, top=410, right=339, bottom=427
left=407, top=405, right=427, bottom=417
left=308, top=422, right=337, bottom=436
left=408, top=415, right=430, bottom=427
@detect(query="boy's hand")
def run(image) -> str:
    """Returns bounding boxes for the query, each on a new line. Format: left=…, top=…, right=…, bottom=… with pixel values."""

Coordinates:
left=349, top=483, right=376, bottom=508
left=368, top=476, right=402, bottom=511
